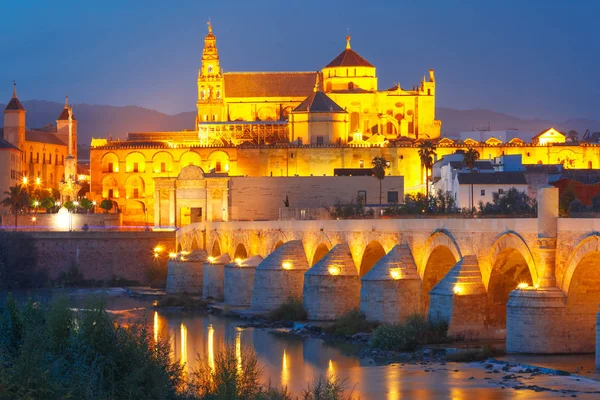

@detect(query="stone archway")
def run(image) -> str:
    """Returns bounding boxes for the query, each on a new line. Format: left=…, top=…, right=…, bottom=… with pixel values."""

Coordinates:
left=359, top=241, right=386, bottom=277
left=561, top=234, right=600, bottom=294
left=418, top=230, right=462, bottom=277
left=234, top=243, right=248, bottom=260
left=312, top=243, right=330, bottom=266
left=489, top=232, right=538, bottom=287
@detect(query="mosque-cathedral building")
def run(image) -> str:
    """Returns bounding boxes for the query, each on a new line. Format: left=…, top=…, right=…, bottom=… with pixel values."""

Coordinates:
left=4, top=23, right=600, bottom=227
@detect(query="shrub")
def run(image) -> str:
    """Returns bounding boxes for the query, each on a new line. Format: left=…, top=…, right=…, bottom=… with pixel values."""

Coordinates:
left=99, top=199, right=113, bottom=213
left=267, top=297, right=307, bottom=322
left=568, top=198, right=588, bottom=215
left=324, top=309, right=378, bottom=336
left=302, top=377, right=355, bottom=400
left=371, top=313, right=448, bottom=352
left=444, top=345, right=493, bottom=362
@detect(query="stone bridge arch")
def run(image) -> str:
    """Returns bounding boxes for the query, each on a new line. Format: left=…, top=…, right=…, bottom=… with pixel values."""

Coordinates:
left=488, top=231, right=538, bottom=287
left=561, top=233, right=600, bottom=294
left=418, top=229, right=462, bottom=277
left=267, top=230, right=288, bottom=254
left=208, top=231, right=223, bottom=257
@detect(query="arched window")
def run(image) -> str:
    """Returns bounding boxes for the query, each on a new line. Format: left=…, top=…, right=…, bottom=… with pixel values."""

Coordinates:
left=387, top=122, right=393, bottom=134
left=208, top=65, right=214, bottom=74
left=589, top=161, right=593, bottom=169
left=350, top=112, right=360, bottom=132
left=348, top=82, right=355, bottom=90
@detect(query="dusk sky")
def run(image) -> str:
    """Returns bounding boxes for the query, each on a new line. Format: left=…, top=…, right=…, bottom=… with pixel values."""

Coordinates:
left=2, top=0, right=599, bottom=120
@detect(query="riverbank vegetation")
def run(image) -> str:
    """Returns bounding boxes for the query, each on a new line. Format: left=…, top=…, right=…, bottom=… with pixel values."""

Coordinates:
left=267, top=297, right=307, bottom=322
left=324, top=309, right=378, bottom=336
left=371, top=314, right=449, bottom=352
left=0, top=296, right=355, bottom=400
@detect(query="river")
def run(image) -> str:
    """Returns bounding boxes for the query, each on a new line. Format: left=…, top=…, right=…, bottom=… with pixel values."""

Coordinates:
left=8, top=288, right=600, bottom=399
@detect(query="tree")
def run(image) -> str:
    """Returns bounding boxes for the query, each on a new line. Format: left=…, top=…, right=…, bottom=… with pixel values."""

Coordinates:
left=418, top=140, right=436, bottom=198
left=99, top=199, right=113, bottom=214
left=567, top=130, right=579, bottom=143
left=372, top=156, right=389, bottom=204
left=40, top=196, right=56, bottom=213
left=463, top=148, right=480, bottom=211
left=80, top=198, right=93, bottom=212
left=63, top=200, right=75, bottom=212
left=1, top=185, right=29, bottom=231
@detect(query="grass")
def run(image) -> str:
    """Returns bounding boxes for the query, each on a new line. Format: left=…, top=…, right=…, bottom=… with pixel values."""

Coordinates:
left=324, top=309, right=378, bottom=336
left=370, top=313, right=449, bottom=352
left=267, top=297, right=307, bottom=322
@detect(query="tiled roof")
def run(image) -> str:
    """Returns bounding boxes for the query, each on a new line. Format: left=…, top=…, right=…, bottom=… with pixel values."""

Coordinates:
left=458, top=172, right=527, bottom=185
left=57, top=107, right=77, bottom=121
left=324, top=48, right=374, bottom=68
left=5, top=96, right=24, bottom=111
left=293, top=91, right=345, bottom=113
left=0, top=137, right=20, bottom=150
left=25, top=130, right=67, bottom=146
left=533, top=127, right=565, bottom=139
left=223, top=72, right=318, bottom=98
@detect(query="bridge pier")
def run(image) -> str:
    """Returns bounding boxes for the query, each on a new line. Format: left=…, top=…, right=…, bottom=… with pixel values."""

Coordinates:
left=596, top=309, right=600, bottom=370
left=203, top=253, right=231, bottom=301
left=360, top=245, right=421, bottom=323
left=303, top=243, right=360, bottom=320
left=251, top=240, right=309, bottom=312
left=165, top=250, right=207, bottom=294
left=428, top=255, right=487, bottom=339
left=224, top=255, right=263, bottom=307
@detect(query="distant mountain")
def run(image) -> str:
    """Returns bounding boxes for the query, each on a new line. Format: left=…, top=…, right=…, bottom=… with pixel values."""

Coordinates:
left=1, top=101, right=599, bottom=146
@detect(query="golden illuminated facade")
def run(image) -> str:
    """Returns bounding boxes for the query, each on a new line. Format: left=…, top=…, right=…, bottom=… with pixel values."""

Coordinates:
left=88, top=23, right=600, bottom=227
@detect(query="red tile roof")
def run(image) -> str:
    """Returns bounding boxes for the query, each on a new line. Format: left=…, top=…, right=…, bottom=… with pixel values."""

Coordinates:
left=57, top=107, right=77, bottom=121
left=223, top=72, right=318, bottom=98
left=293, top=91, right=345, bottom=113
left=5, top=96, right=24, bottom=111
left=324, top=48, right=374, bottom=68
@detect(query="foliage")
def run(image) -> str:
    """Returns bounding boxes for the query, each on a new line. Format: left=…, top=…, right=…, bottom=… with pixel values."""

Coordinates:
left=418, top=141, right=436, bottom=197
left=0, top=297, right=183, bottom=400
left=444, top=345, right=494, bottom=362
left=371, top=313, right=448, bottom=352
left=1, top=185, right=29, bottom=230
left=462, top=148, right=480, bottom=171
left=63, top=200, right=75, bottom=211
left=559, top=183, right=577, bottom=217
left=40, top=196, right=56, bottom=211
left=328, top=197, right=373, bottom=219
left=0, top=231, right=46, bottom=290
left=80, top=197, right=94, bottom=210
left=568, top=199, right=588, bottom=214
left=476, top=187, right=537, bottom=216
left=56, top=263, right=86, bottom=287
left=100, top=199, right=113, bottom=213
left=567, top=129, right=579, bottom=143
left=383, top=190, right=459, bottom=216
left=324, top=309, right=378, bottom=336
left=267, top=297, right=307, bottom=322
left=372, top=156, right=389, bottom=205
left=301, top=378, right=355, bottom=400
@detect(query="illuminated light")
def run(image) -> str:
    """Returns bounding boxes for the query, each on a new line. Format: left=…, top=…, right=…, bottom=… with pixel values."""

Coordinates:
left=234, top=257, right=242, bottom=266
left=77, top=174, right=87, bottom=181
left=208, top=324, right=215, bottom=373
left=225, top=164, right=229, bottom=172
left=92, top=201, right=97, bottom=206
left=281, top=349, right=289, bottom=387
left=31, top=217, right=37, bottom=222
left=56, top=201, right=61, bottom=206
left=180, top=256, right=187, bottom=262
left=180, top=323, right=187, bottom=368
left=534, top=284, right=539, bottom=289
left=453, top=285, right=463, bottom=295
left=33, top=200, right=39, bottom=207
left=180, top=250, right=190, bottom=255
left=390, top=269, right=402, bottom=280
left=328, top=359, right=335, bottom=381
left=153, top=253, right=159, bottom=258
left=282, top=261, right=292, bottom=270
left=328, top=266, right=340, bottom=276
left=154, top=246, right=163, bottom=253
left=517, top=282, right=529, bottom=290
left=35, top=177, right=41, bottom=185
left=169, top=252, right=177, bottom=259
left=153, top=311, right=159, bottom=343
left=56, top=207, right=70, bottom=230
left=73, top=201, right=79, bottom=206
left=235, top=327, right=242, bottom=373
left=22, top=176, right=28, bottom=185
left=207, top=256, right=216, bottom=263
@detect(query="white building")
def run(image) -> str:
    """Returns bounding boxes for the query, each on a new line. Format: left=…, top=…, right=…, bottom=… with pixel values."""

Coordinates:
left=456, top=172, right=528, bottom=209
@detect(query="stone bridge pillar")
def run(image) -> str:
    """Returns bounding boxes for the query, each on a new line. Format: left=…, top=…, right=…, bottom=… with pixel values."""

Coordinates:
left=596, top=308, right=600, bottom=370
left=507, top=186, right=567, bottom=353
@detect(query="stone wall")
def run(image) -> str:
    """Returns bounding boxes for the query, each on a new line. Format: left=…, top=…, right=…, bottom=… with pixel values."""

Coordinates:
left=1, top=213, right=122, bottom=231
left=29, top=231, right=176, bottom=282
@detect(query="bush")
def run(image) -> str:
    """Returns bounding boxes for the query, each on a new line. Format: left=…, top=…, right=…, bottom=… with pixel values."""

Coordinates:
left=302, top=377, right=355, bottom=400
left=324, top=309, right=378, bottom=336
left=100, top=199, right=113, bottom=213
left=371, top=313, right=448, bottom=352
left=476, top=188, right=537, bottom=217
left=568, top=198, right=588, bottom=215
left=267, top=297, right=307, bottom=322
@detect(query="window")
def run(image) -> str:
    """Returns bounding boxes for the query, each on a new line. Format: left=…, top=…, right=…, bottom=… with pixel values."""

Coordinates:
left=215, top=161, right=222, bottom=172
left=216, top=90, right=221, bottom=99
left=29, top=152, right=33, bottom=163
left=161, top=162, right=166, bottom=173
left=48, top=154, right=52, bottom=165
left=481, top=190, right=485, bottom=196
left=357, top=190, right=367, bottom=205
left=133, top=162, right=139, bottom=172
left=208, top=65, right=213, bottom=74
left=316, top=136, right=324, bottom=146
left=55, top=154, right=58, bottom=164
left=108, top=189, right=114, bottom=198
left=348, top=82, right=354, bottom=90
left=133, top=188, right=139, bottom=198
left=36, top=153, right=39, bottom=163
left=589, top=161, right=593, bottom=169
left=201, top=90, right=205, bottom=101
left=498, top=189, right=504, bottom=195
left=387, top=191, right=399, bottom=203
left=108, top=162, right=114, bottom=173
left=61, top=155, right=64, bottom=164
left=43, top=153, right=46, bottom=164
left=359, top=160, right=364, bottom=168
left=387, top=122, right=393, bottom=134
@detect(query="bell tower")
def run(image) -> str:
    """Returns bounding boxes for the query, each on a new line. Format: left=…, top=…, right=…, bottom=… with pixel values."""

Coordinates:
left=197, top=21, right=225, bottom=128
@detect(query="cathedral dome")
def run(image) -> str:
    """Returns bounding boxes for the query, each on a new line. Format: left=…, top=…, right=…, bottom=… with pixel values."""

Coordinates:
left=324, top=35, right=373, bottom=68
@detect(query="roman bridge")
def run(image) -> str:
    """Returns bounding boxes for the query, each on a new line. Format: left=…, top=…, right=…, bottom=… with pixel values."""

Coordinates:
left=174, top=187, right=600, bottom=354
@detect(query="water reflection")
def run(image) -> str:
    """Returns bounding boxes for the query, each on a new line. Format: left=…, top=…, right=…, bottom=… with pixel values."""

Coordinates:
left=180, top=323, right=188, bottom=369
left=281, top=349, right=289, bottom=388
left=153, top=311, right=159, bottom=343
left=207, top=324, right=215, bottom=373
left=235, top=327, right=242, bottom=373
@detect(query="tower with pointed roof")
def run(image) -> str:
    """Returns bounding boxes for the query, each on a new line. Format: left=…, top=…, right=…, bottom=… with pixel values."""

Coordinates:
left=197, top=21, right=225, bottom=128
left=56, top=96, right=78, bottom=160
left=321, top=35, right=378, bottom=93
left=3, top=83, right=26, bottom=149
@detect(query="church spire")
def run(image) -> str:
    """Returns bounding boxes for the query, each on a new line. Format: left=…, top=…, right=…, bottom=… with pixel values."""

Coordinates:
left=207, top=20, right=212, bottom=34
left=314, top=72, right=321, bottom=92
left=64, top=95, right=69, bottom=108
left=12, top=81, right=16, bottom=98
left=346, top=34, right=351, bottom=50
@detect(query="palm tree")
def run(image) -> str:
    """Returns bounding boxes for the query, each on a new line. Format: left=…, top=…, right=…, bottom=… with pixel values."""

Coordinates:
left=1, top=185, right=30, bottom=231
left=567, top=130, right=579, bottom=143
left=463, top=148, right=480, bottom=211
left=418, top=140, right=436, bottom=198
left=372, top=156, right=389, bottom=204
